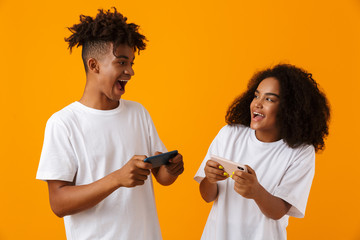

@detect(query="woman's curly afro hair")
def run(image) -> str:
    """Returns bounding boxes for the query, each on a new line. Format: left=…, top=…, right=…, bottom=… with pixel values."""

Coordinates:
left=226, top=64, right=330, bottom=152
left=64, top=7, right=147, bottom=71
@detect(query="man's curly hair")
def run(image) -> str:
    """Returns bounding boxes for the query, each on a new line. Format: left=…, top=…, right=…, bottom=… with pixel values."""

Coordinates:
left=226, top=64, right=330, bottom=152
left=64, top=7, right=147, bottom=71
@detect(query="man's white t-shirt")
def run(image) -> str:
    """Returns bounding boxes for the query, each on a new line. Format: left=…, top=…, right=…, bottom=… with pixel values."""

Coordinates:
left=36, top=99, right=167, bottom=240
left=194, top=125, right=315, bottom=240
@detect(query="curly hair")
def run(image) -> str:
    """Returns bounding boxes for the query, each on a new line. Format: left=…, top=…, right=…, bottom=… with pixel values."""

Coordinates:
left=226, top=64, right=330, bottom=152
left=64, top=7, right=147, bottom=71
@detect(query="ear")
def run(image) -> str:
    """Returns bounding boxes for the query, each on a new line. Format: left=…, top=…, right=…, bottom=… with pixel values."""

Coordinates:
left=87, top=58, right=99, bottom=73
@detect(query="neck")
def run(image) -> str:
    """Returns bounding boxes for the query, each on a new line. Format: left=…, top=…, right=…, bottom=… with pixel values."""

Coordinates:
left=79, top=96, right=120, bottom=110
left=79, top=82, right=120, bottom=110
left=254, top=130, right=281, bottom=143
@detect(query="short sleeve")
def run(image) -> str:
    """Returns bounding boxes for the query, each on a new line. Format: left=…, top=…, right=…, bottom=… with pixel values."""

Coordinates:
left=194, top=126, right=226, bottom=183
left=36, top=116, right=78, bottom=182
left=273, top=145, right=315, bottom=218
left=143, top=107, right=167, bottom=156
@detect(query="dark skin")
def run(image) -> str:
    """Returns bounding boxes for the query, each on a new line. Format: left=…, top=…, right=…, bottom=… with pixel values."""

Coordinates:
left=48, top=153, right=183, bottom=217
left=200, top=160, right=290, bottom=220
left=47, top=43, right=184, bottom=218
left=200, top=78, right=291, bottom=220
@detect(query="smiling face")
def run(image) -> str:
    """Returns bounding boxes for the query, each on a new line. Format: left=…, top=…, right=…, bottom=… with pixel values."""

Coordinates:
left=250, top=77, right=281, bottom=142
left=82, top=43, right=135, bottom=110
left=97, top=44, right=135, bottom=100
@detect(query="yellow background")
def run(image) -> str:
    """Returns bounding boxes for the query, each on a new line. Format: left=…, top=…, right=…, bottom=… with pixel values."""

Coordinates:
left=1, top=0, right=359, bottom=239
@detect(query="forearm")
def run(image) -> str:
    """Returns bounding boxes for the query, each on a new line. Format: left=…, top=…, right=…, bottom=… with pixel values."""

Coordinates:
left=48, top=172, right=121, bottom=217
left=199, top=177, right=218, bottom=203
left=253, top=185, right=291, bottom=220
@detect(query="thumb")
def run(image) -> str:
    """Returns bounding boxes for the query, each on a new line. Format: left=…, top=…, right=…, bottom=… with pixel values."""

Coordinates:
left=245, top=165, right=256, bottom=175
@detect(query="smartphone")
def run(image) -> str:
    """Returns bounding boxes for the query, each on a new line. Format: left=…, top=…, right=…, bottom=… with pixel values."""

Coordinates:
left=144, top=150, right=178, bottom=168
left=210, top=155, right=248, bottom=174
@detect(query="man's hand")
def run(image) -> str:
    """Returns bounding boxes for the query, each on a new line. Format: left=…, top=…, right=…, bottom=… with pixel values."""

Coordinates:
left=162, top=152, right=184, bottom=176
left=115, top=155, right=152, bottom=188
left=152, top=151, right=184, bottom=186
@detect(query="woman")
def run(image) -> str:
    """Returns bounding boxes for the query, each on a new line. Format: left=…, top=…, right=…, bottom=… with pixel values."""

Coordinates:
left=194, top=64, right=330, bottom=240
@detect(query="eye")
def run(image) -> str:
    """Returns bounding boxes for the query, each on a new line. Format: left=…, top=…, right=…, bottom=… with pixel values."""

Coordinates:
left=253, top=94, right=259, bottom=99
left=118, top=61, right=126, bottom=65
left=130, top=62, right=134, bottom=66
left=266, top=97, right=274, bottom=102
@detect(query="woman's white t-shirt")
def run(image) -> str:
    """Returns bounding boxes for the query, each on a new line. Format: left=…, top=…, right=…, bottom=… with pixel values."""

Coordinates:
left=194, top=125, right=315, bottom=240
left=36, top=99, right=167, bottom=240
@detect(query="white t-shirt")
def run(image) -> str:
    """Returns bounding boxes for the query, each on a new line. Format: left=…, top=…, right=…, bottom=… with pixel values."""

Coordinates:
left=194, top=125, right=315, bottom=240
left=36, top=99, right=167, bottom=240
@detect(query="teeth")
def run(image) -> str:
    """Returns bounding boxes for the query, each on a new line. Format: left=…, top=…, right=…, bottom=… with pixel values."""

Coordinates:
left=253, top=112, right=264, bottom=117
left=119, top=80, right=129, bottom=82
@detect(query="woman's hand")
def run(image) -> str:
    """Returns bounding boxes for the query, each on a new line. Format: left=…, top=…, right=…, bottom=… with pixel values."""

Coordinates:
left=204, top=160, right=229, bottom=183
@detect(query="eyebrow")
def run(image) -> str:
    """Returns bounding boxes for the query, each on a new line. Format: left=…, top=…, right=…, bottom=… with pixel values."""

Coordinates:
left=255, top=90, right=280, bottom=98
left=116, top=55, right=135, bottom=61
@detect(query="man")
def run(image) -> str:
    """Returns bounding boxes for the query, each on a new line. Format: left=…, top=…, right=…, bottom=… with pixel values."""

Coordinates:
left=36, top=8, right=184, bottom=239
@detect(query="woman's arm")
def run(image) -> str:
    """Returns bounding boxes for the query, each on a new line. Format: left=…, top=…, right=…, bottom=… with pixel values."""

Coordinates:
left=232, top=165, right=291, bottom=220
left=199, top=160, right=228, bottom=202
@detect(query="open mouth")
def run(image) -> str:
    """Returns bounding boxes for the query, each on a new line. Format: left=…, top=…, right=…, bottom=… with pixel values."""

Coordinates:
left=117, top=80, right=129, bottom=91
left=253, top=112, right=265, bottom=119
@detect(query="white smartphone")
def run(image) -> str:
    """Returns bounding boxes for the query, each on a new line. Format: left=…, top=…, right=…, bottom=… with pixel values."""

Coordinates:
left=210, top=155, right=248, bottom=174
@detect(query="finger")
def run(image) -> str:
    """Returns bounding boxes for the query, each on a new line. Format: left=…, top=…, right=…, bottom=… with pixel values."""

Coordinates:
left=233, top=169, right=248, bottom=179
left=135, top=159, right=153, bottom=169
left=208, top=173, right=228, bottom=182
left=169, top=153, right=182, bottom=163
left=206, top=160, right=222, bottom=168
left=133, top=173, right=149, bottom=181
left=245, top=165, right=256, bottom=175
left=133, top=179, right=145, bottom=186
left=232, top=174, right=246, bottom=183
left=133, top=155, right=147, bottom=161
left=155, top=151, right=163, bottom=156
left=205, top=166, right=227, bottom=177
left=166, top=161, right=183, bottom=172
left=169, top=166, right=184, bottom=176
left=135, top=168, right=151, bottom=176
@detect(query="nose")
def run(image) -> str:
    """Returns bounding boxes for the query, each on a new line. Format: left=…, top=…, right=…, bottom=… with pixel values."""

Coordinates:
left=124, top=66, right=134, bottom=76
left=254, top=98, right=263, bottom=108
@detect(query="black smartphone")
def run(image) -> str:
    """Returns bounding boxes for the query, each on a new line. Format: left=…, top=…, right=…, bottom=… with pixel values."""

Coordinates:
left=144, top=150, right=178, bottom=168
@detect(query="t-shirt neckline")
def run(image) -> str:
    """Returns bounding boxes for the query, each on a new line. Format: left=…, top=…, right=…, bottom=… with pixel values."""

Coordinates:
left=73, top=99, right=124, bottom=115
left=249, top=128, right=284, bottom=147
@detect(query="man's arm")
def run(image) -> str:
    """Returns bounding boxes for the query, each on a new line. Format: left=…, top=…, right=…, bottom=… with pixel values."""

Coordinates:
left=47, top=156, right=152, bottom=218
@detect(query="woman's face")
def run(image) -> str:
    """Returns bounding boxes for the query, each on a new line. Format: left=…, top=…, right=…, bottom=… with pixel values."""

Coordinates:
left=250, top=77, right=281, bottom=142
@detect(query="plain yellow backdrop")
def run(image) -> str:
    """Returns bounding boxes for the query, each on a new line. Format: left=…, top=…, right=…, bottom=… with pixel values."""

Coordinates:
left=1, top=0, right=360, bottom=239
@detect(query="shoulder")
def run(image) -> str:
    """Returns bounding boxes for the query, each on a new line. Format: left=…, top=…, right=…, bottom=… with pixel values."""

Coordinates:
left=212, top=124, right=251, bottom=144
left=218, top=124, right=251, bottom=137
left=122, top=99, right=148, bottom=113
left=121, top=99, right=153, bottom=123
left=277, top=144, right=315, bottom=170
left=47, top=103, right=77, bottom=124
left=122, top=99, right=144, bottom=109
left=122, top=98, right=140, bottom=106
left=293, top=144, right=315, bottom=162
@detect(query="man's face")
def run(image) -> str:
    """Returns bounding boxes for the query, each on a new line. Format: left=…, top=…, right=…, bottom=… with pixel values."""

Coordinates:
left=95, top=44, right=135, bottom=103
